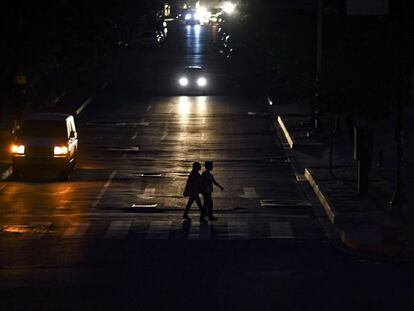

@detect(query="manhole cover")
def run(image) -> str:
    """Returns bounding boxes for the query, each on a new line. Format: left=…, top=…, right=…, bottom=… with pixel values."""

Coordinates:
left=131, top=204, right=158, bottom=208
left=260, top=200, right=312, bottom=207
left=106, top=146, right=140, bottom=152
left=137, top=173, right=163, bottom=177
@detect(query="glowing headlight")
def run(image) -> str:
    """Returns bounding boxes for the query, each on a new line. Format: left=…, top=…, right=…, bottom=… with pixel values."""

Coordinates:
left=179, top=77, right=189, bottom=86
left=185, top=14, right=192, bottom=20
left=11, top=144, right=25, bottom=155
left=197, top=77, right=207, bottom=87
left=54, top=146, right=68, bottom=155
left=193, top=13, right=200, bottom=20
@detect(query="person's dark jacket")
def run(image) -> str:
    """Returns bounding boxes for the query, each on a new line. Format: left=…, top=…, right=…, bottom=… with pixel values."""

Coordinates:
left=183, top=170, right=201, bottom=196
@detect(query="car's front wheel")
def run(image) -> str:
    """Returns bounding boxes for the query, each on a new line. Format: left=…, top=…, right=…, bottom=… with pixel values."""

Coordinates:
left=58, top=166, right=70, bottom=181
left=11, top=165, right=22, bottom=180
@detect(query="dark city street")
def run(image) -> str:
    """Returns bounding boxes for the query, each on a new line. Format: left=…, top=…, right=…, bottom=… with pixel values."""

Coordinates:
left=1, top=1, right=414, bottom=310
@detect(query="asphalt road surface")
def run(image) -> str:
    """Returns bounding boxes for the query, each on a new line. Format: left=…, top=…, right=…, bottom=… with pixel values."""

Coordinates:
left=0, top=22, right=413, bottom=311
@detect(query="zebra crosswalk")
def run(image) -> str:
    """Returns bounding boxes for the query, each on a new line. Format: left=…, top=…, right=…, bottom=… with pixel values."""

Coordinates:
left=0, top=219, right=326, bottom=241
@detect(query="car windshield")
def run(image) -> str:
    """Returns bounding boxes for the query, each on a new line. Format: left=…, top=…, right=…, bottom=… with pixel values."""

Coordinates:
left=22, top=120, right=66, bottom=138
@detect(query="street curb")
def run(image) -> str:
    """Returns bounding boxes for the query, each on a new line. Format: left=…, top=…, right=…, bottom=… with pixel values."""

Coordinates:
left=340, top=230, right=414, bottom=261
left=304, top=168, right=336, bottom=224
left=277, top=116, right=294, bottom=149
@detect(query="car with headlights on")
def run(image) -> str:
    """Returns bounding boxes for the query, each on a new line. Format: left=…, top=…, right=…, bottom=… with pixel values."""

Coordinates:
left=11, top=113, right=78, bottom=180
left=176, top=66, right=209, bottom=94
left=184, top=10, right=200, bottom=25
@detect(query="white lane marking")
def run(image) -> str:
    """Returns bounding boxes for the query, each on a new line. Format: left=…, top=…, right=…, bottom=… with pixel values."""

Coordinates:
left=188, top=222, right=211, bottom=240
left=131, top=131, right=138, bottom=140
left=138, top=188, right=155, bottom=199
left=239, top=187, right=258, bottom=199
left=138, top=118, right=149, bottom=126
left=104, top=220, right=133, bottom=239
left=270, top=222, right=294, bottom=239
left=161, top=131, right=168, bottom=141
left=63, top=222, right=90, bottom=238
left=0, top=183, right=8, bottom=192
left=146, top=105, right=152, bottom=111
left=227, top=221, right=250, bottom=240
left=122, top=151, right=128, bottom=159
left=131, top=203, right=158, bottom=208
left=295, top=174, right=307, bottom=182
left=56, top=187, right=70, bottom=195
left=75, top=96, right=93, bottom=115
left=1, top=167, right=13, bottom=181
left=106, top=147, right=139, bottom=152
left=21, top=223, right=52, bottom=240
left=145, top=221, right=172, bottom=239
left=93, top=170, right=117, bottom=207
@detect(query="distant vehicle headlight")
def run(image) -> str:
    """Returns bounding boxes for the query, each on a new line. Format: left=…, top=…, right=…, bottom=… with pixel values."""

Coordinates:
left=11, top=144, right=25, bottom=155
left=54, top=146, right=68, bottom=156
left=193, top=13, right=200, bottom=20
left=179, top=77, right=189, bottom=86
left=197, top=77, right=207, bottom=87
left=185, top=14, right=192, bottom=20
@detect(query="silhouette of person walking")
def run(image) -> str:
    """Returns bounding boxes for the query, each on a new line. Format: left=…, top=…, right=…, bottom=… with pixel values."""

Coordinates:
left=183, top=162, right=206, bottom=222
left=201, top=161, right=224, bottom=221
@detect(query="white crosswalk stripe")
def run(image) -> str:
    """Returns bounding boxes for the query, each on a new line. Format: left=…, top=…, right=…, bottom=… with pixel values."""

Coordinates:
left=19, top=223, right=51, bottom=240
left=63, top=222, right=91, bottom=238
left=0, top=220, right=325, bottom=240
left=270, top=222, right=294, bottom=239
left=104, top=220, right=133, bottom=239
left=188, top=222, right=211, bottom=240
left=240, top=187, right=259, bottom=199
left=145, top=221, right=172, bottom=239
left=138, top=188, right=156, bottom=199
left=227, top=221, right=250, bottom=239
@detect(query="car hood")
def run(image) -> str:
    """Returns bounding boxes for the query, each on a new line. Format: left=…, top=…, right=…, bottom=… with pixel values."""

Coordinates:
left=18, top=136, right=66, bottom=146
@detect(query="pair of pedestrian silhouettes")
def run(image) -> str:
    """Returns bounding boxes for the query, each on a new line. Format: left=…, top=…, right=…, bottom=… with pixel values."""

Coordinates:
left=183, top=161, right=224, bottom=222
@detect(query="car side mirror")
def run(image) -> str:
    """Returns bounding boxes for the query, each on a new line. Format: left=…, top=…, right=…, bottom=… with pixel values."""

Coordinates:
left=69, top=131, right=76, bottom=138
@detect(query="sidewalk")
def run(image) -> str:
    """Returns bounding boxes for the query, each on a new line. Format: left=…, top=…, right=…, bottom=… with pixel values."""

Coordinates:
left=270, top=97, right=414, bottom=261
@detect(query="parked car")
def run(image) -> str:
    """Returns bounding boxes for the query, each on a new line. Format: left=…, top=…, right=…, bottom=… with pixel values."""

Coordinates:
left=11, top=113, right=78, bottom=180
